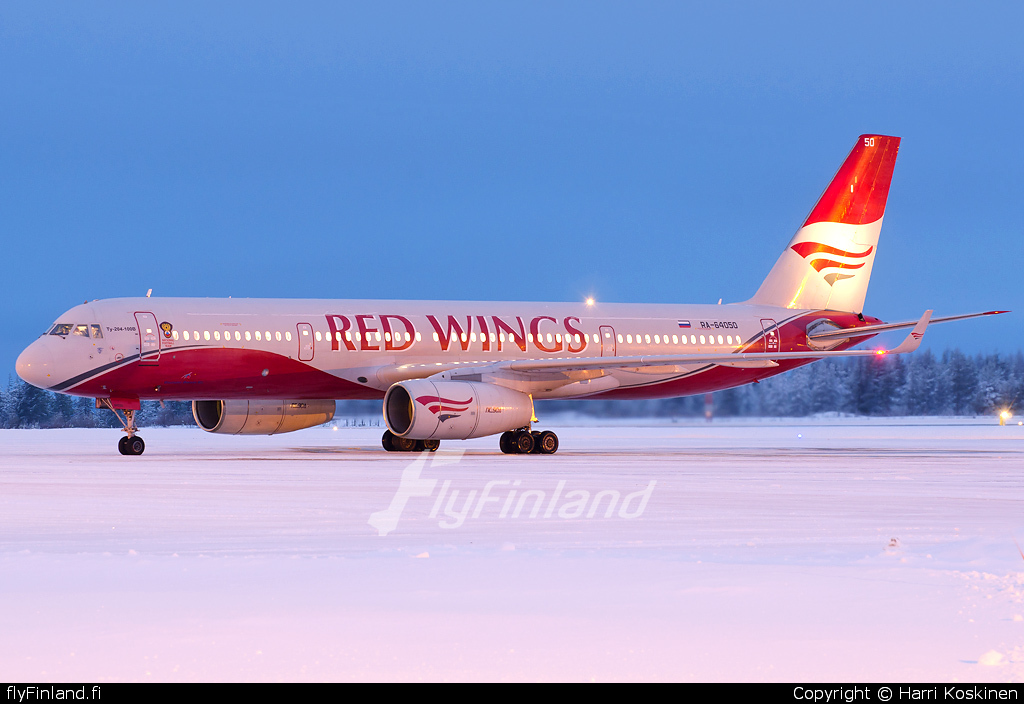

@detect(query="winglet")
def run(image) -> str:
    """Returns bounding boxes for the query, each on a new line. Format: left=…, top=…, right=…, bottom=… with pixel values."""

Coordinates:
left=887, top=310, right=932, bottom=354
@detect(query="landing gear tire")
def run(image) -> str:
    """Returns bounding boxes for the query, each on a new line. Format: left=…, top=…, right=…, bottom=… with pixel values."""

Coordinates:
left=499, top=431, right=515, bottom=454
left=394, top=436, right=418, bottom=452
left=422, top=439, right=440, bottom=452
left=382, top=430, right=396, bottom=452
left=537, top=430, right=559, bottom=455
left=513, top=430, right=535, bottom=454
left=121, top=436, right=145, bottom=456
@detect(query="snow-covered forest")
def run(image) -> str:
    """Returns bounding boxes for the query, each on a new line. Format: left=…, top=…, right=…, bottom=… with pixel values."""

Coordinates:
left=2, top=349, right=1021, bottom=429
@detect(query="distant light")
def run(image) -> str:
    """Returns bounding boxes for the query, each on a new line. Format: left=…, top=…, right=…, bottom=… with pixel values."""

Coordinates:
left=585, top=297, right=595, bottom=307
left=1000, top=410, right=1012, bottom=420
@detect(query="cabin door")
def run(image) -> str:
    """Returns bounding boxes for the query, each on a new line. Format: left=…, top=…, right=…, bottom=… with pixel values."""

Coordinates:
left=760, top=319, right=780, bottom=353
left=135, top=312, right=161, bottom=365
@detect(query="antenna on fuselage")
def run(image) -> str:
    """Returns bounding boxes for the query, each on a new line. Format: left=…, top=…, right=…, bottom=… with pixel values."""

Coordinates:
left=146, top=289, right=152, bottom=298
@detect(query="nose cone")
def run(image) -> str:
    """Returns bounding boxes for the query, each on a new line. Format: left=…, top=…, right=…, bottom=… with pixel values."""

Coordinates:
left=16, top=339, right=56, bottom=389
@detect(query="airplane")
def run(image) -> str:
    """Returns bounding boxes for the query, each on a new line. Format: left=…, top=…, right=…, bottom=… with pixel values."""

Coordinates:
left=15, top=134, right=1005, bottom=456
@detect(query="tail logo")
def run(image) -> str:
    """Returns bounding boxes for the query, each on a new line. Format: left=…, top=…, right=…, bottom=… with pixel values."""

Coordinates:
left=790, top=241, right=874, bottom=286
left=416, top=395, right=473, bottom=422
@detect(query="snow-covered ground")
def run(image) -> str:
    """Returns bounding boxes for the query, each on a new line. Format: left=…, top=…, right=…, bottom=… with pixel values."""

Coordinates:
left=1, top=419, right=1022, bottom=682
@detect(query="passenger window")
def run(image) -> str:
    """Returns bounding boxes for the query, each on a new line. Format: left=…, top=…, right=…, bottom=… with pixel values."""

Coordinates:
left=204, top=331, right=211, bottom=341
left=90, top=324, right=103, bottom=339
left=214, top=331, right=221, bottom=341
left=245, top=331, right=251, bottom=341
left=172, top=331, right=179, bottom=340
left=275, top=331, right=282, bottom=342
left=73, top=324, right=89, bottom=337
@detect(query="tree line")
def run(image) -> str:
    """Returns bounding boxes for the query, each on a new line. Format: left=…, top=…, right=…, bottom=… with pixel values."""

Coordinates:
left=1, top=349, right=1021, bottom=429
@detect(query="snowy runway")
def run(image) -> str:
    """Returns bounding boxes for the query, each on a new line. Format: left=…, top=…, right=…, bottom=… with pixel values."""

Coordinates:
left=1, top=420, right=1022, bottom=681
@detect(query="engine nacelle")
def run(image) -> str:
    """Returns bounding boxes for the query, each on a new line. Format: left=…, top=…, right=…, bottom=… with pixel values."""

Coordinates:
left=384, top=380, right=533, bottom=440
left=192, top=399, right=335, bottom=435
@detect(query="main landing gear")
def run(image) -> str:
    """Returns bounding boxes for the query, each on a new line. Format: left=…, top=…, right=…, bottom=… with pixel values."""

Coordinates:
left=382, top=429, right=440, bottom=453
left=97, top=400, right=146, bottom=456
left=499, top=429, right=559, bottom=455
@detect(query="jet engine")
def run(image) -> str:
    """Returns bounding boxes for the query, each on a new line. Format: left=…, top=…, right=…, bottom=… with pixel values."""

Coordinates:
left=192, top=399, right=335, bottom=435
left=384, top=380, right=533, bottom=440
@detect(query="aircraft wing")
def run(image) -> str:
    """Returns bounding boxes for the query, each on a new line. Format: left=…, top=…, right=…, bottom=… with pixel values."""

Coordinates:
left=807, top=310, right=1007, bottom=342
left=429, top=310, right=933, bottom=379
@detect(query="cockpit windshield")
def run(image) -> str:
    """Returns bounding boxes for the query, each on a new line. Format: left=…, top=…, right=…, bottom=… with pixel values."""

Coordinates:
left=48, top=323, right=104, bottom=338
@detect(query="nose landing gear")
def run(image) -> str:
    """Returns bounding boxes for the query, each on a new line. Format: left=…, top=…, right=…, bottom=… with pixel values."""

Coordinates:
left=98, top=400, right=146, bottom=456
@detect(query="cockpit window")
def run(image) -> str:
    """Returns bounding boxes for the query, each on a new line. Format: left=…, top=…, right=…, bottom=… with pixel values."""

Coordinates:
left=90, top=324, right=103, bottom=339
left=73, top=324, right=90, bottom=337
left=49, top=323, right=74, bottom=336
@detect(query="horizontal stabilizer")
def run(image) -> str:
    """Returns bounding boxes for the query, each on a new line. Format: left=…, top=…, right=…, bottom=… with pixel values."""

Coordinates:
left=807, top=310, right=1008, bottom=341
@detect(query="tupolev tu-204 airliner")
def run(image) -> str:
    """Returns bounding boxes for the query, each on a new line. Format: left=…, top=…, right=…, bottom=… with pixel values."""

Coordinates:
left=16, top=135, right=1005, bottom=455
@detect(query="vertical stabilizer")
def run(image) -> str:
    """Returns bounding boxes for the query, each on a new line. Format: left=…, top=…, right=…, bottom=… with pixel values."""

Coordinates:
left=748, top=134, right=901, bottom=313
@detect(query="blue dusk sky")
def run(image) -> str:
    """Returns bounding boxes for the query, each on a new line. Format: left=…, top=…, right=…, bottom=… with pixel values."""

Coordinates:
left=2, top=1, right=1022, bottom=377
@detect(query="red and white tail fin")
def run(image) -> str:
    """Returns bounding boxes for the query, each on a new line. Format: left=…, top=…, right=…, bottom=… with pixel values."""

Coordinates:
left=748, top=134, right=901, bottom=313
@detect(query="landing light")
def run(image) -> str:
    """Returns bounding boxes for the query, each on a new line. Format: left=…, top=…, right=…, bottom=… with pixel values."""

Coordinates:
left=585, top=297, right=595, bottom=307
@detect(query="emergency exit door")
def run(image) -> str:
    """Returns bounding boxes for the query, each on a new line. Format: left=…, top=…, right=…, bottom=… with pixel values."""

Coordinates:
left=297, top=323, right=314, bottom=361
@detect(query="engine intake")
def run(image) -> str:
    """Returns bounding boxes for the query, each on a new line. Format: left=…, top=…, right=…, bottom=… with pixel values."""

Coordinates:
left=192, top=399, right=335, bottom=435
left=384, top=380, right=533, bottom=440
